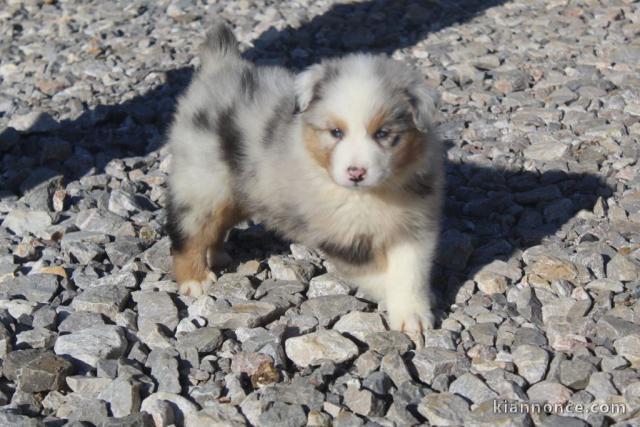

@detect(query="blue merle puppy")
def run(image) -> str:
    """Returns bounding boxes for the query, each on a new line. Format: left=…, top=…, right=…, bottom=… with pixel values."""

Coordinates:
left=167, top=23, right=443, bottom=335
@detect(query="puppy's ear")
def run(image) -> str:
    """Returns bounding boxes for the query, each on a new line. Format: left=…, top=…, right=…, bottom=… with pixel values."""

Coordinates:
left=405, top=82, right=439, bottom=133
left=294, top=64, right=326, bottom=113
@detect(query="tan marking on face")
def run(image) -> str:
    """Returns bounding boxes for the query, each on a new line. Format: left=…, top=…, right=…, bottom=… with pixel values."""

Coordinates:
left=393, top=129, right=425, bottom=171
left=366, top=109, right=389, bottom=136
left=329, top=116, right=349, bottom=135
left=173, top=200, right=244, bottom=289
left=303, top=123, right=332, bottom=171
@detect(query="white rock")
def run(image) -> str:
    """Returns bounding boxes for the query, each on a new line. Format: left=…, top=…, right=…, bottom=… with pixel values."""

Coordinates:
left=285, top=330, right=358, bottom=367
left=333, top=312, right=386, bottom=342
left=307, top=273, right=352, bottom=298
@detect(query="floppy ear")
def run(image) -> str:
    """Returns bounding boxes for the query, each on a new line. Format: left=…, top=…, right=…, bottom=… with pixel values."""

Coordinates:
left=405, top=82, right=439, bottom=132
left=294, top=64, right=326, bottom=112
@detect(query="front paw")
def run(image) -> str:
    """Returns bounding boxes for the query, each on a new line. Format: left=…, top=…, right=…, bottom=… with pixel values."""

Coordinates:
left=178, top=272, right=216, bottom=297
left=178, top=280, right=206, bottom=297
left=387, top=300, right=435, bottom=346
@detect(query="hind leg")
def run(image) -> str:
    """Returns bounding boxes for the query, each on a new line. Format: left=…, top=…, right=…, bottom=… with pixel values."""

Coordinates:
left=169, top=199, right=243, bottom=297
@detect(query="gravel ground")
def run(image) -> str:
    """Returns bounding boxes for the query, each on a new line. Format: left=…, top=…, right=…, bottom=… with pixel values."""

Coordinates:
left=1, top=0, right=639, bottom=426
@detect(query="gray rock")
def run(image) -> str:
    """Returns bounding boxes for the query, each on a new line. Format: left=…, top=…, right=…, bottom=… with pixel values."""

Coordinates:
left=139, top=398, right=175, bottom=427
left=512, top=344, right=549, bottom=384
left=5, top=349, right=73, bottom=392
left=98, top=377, right=142, bottom=418
left=210, top=273, right=256, bottom=300
left=586, top=372, right=619, bottom=400
left=260, top=382, right=325, bottom=411
left=140, top=392, right=199, bottom=427
left=381, top=350, right=413, bottom=387
left=54, top=325, right=128, bottom=368
left=524, top=141, right=569, bottom=162
left=62, top=239, right=106, bottom=264
left=108, top=189, right=146, bottom=217
left=0, top=412, right=44, bottom=427
left=177, top=327, right=223, bottom=353
left=71, top=285, right=130, bottom=321
left=449, top=373, right=498, bottom=404
left=146, top=349, right=181, bottom=394
left=254, top=278, right=306, bottom=299
left=301, top=295, right=369, bottom=327
left=141, top=237, right=172, bottom=273
left=513, top=327, right=547, bottom=347
left=516, top=287, right=543, bottom=325
left=559, top=359, right=597, bottom=390
left=58, top=311, right=107, bottom=333
left=190, top=297, right=280, bottom=329
left=474, top=270, right=508, bottom=294
left=362, top=371, right=393, bottom=396
left=16, top=327, right=57, bottom=349
left=613, top=334, right=640, bottom=367
left=268, top=255, right=316, bottom=283
left=539, top=414, right=588, bottom=427
left=332, top=311, right=386, bottom=343
left=2, top=208, right=52, bottom=236
left=418, top=392, right=470, bottom=426
left=186, top=403, right=247, bottom=427
left=333, top=410, right=364, bottom=427
left=4, top=274, right=59, bottom=303
left=56, top=393, right=110, bottom=425
left=105, top=238, right=143, bottom=267
left=343, top=385, right=386, bottom=417
left=527, top=381, right=573, bottom=405
left=101, top=413, right=155, bottom=427
left=607, top=253, right=640, bottom=282
left=133, top=290, right=179, bottom=347
left=258, top=402, right=307, bottom=427
left=365, top=331, right=413, bottom=354
left=467, top=400, right=534, bottom=426
left=66, top=375, right=113, bottom=394
left=411, top=347, right=469, bottom=385
left=468, top=322, right=498, bottom=346
left=75, top=209, right=135, bottom=237
left=32, top=305, right=57, bottom=330
left=354, top=350, right=382, bottom=378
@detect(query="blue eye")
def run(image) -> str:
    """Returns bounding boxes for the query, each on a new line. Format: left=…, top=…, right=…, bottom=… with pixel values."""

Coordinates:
left=374, top=128, right=389, bottom=140
left=330, top=128, right=344, bottom=139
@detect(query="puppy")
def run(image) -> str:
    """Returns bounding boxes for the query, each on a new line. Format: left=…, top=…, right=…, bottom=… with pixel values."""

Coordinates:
left=166, top=23, right=443, bottom=334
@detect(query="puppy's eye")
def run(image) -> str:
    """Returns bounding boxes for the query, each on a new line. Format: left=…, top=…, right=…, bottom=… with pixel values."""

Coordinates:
left=330, top=128, right=344, bottom=139
left=374, top=128, right=389, bottom=140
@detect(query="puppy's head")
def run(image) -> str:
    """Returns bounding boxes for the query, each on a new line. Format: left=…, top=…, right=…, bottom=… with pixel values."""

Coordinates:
left=296, top=54, right=438, bottom=190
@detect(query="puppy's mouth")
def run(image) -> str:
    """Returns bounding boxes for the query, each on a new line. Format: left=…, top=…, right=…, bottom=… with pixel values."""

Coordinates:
left=334, top=177, right=377, bottom=190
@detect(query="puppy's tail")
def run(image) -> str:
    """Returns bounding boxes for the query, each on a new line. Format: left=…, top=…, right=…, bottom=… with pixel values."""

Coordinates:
left=200, top=22, right=240, bottom=70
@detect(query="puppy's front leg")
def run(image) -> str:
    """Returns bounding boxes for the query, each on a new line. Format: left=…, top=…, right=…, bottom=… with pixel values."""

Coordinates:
left=383, top=234, right=437, bottom=338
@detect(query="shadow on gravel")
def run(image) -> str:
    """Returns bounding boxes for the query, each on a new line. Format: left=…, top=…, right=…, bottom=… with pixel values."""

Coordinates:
left=2, top=0, right=615, bottom=319
left=431, top=162, right=613, bottom=322
left=1, top=0, right=509, bottom=194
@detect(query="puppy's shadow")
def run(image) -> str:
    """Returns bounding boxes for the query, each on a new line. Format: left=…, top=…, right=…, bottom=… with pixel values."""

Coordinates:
left=1, top=0, right=507, bottom=195
left=431, top=148, right=614, bottom=322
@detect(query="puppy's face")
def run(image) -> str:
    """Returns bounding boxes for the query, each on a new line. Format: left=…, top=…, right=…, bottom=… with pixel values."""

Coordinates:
left=297, top=55, right=438, bottom=190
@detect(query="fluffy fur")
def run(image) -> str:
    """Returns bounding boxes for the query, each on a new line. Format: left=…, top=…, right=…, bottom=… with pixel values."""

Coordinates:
left=167, top=23, right=444, bottom=334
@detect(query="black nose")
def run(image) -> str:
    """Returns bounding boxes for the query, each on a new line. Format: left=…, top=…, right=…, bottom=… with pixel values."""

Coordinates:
left=347, top=166, right=367, bottom=182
